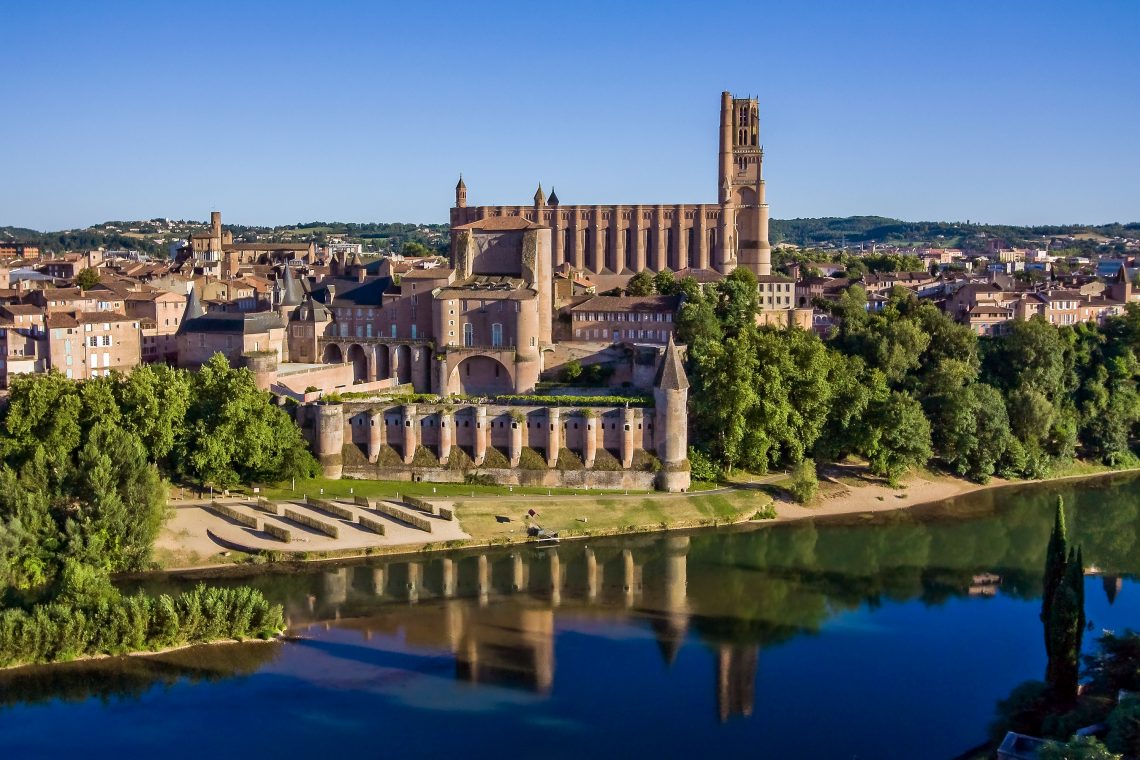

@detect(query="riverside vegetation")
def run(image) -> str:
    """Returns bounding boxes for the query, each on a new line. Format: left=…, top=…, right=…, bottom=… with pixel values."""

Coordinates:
left=669, top=268, right=1140, bottom=493
left=988, top=499, right=1140, bottom=759
left=0, top=356, right=309, bottom=665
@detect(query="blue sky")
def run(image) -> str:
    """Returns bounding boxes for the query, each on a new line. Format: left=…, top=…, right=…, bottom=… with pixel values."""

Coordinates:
left=2, top=0, right=1137, bottom=230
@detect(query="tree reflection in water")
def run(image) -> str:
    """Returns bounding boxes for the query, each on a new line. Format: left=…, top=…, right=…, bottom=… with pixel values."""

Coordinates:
left=6, top=473, right=1140, bottom=718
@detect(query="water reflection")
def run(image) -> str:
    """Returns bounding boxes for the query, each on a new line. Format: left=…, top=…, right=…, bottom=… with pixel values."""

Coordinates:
left=0, top=641, right=281, bottom=708
left=6, top=473, right=1140, bottom=722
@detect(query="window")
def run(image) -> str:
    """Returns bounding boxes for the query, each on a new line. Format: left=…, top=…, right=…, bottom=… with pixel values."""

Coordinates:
left=491, top=323, right=502, bottom=347
left=464, top=323, right=474, bottom=347
left=91, top=354, right=99, bottom=368
left=88, top=336, right=98, bottom=348
left=101, top=335, right=111, bottom=347
left=411, top=324, right=417, bottom=339
left=390, top=324, right=397, bottom=337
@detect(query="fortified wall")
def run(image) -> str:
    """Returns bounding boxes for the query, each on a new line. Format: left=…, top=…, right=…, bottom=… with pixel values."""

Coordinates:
left=299, top=334, right=691, bottom=492
left=303, top=395, right=689, bottom=492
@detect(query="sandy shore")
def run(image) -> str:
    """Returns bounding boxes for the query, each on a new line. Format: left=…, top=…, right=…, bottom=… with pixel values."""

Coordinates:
left=767, top=464, right=1140, bottom=527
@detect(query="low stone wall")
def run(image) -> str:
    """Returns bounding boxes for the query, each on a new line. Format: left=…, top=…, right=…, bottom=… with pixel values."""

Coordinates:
left=371, top=502, right=433, bottom=533
left=263, top=522, right=293, bottom=542
left=341, top=464, right=658, bottom=491
left=283, top=508, right=340, bottom=538
left=357, top=514, right=387, bottom=535
left=206, top=502, right=259, bottom=529
left=305, top=496, right=355, bottom=521
left=252, top=498, right=283, bottom=516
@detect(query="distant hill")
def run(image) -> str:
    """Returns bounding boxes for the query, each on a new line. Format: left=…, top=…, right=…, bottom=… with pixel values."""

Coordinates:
left=770, top=216, right=1140, bottom=253
left=4, top=216, right=1137, bottom=257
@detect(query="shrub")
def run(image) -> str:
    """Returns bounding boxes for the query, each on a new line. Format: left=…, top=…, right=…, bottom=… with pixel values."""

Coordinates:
left=631, top=449, right=662, bottom=472
left=1106, top=697, right=1140, bottom=757
left=464, top=472, right=497, bottom=486
left=561, top=360, right=583, bottom=382
left=0, top=575, right=283, bottom=668
left=591, top=448, right=622, bottom=471
left=482, top=446, right=511, bottom=469
left=412, top=445, right=441, bottom=468
left=788, top=458, right=819, bottom=505
left=688, top=447, right=722, bottom=482
left=517, top=447, right=548, bottom=470
left=557, top=448, right=584, bottom=471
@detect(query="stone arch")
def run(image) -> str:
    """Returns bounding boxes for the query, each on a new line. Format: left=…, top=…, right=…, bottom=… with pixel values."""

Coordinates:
left=376, top=345, right=390, bottom=379
left=447, top=355, right=514, bottom=396
left=394, top=344, right=412, bottom=385
left=346, top=344, right=368, bottom=383
left=322, top=343, right=344, bottom=364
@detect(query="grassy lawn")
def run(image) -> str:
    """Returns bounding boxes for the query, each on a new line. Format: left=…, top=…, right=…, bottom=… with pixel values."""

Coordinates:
left=450, top=487, right=771, bottom=542
left=254, top=476, right=718, bottom=503
left=259, top=478, right=623, bottom=501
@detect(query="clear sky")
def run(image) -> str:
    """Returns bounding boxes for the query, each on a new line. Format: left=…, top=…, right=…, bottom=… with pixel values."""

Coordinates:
left=2, top=0, right=1137, bottom=231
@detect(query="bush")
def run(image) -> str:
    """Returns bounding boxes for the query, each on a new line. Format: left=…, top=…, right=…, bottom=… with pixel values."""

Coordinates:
left=517, top=447, right=548, bottom=470
left=688, top=447, right=722, bottom=482
left=1106, top=697, right=1140, bottom=757
left=556, top=448, right=584, bottom=471
left=631, top=449, right=662, bottom=472
left=561, top=360, right=583, bottom=382
left=0, top=574, right=283, bottom=668
left=788, top=458, right=819, bottom=505
left=591, top=448, right=623, bottom=471
left=1038, top=736, right=1121, bottom=760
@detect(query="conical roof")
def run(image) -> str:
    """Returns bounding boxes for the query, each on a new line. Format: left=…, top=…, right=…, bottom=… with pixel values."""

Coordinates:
left=654, top=334, right=689, bottom=391
left=548, top=186, right=559, bottom=205
left=177, top=285, right=204, bottom=334
left=534, top=183, right=545, bottom=205
left=456, top=174, right=466, bottom=190
left=280, top=264, right=303, bottom=306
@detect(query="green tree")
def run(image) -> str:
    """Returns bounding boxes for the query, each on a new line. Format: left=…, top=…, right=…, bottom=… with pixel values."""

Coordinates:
left=626, top=270, right=655, bottom=296
left=74, top=267, right=100, bottom=290
left=1042, top=499, right=1068, bottom=659
left=862, top=391, right=932, bottom=486
left=653, top=268, right=678, bottom=296
left=714, top=267, right=759, bottom=338
left=115, top=363, right=194, bottom=463
left=788, top=459, right=818, bottom=504
left=400, top=241, right=432, bottom=257
left=183, top=354, right=317, bottom=487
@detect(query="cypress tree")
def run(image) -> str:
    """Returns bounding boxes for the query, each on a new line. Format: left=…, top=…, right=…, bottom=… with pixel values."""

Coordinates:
left=1041, top=497, right=1068, bottom=658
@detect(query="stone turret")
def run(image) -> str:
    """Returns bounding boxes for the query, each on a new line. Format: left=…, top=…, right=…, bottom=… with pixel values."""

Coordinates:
left=314, top=403, right=345, bottom=478
left=456, top=174, right=467, bottom=208
left=534, top=183, right=545, bottom=208
left=653, top=335, right=690, bottom=492
left=547, top=186, right=559, bottom=206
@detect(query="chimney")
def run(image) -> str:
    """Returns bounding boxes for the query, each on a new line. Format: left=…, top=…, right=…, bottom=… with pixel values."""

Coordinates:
left=325, top=284, right=336, bottom=304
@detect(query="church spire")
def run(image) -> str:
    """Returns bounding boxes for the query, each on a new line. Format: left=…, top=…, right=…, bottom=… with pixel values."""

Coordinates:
left=455, top=174, right=467, bottom=208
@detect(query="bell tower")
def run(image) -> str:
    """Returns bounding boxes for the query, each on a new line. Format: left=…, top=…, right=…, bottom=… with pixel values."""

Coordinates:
left=718, top=92, right=771, bottom=276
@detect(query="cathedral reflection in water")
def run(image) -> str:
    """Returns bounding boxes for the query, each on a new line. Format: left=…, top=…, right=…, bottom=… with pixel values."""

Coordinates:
left=291, top=536, right=757, bottom=722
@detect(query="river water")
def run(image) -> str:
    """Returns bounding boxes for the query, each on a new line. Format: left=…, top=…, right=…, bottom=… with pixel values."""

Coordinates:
left=2, top=476, right=1140, bottom=759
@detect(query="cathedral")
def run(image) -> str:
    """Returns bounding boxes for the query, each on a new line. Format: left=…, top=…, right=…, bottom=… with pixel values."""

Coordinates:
left=450, top=92, right=772, bottom=280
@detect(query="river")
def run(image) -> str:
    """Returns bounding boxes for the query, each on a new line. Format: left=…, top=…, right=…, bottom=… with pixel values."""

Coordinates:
left=2, top=475, right=1140, bottom=759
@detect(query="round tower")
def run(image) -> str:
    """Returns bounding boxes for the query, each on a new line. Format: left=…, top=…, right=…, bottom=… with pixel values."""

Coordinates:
left=653, top=336, right=691, bottom=492
left=456, top=175, right=467, bottom=208
left=314, top=403, right=345, bottom=479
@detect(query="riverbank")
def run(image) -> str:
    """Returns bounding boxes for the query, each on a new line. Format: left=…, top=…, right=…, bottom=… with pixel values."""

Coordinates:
left=151, top=461, right=1140, bottom=575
